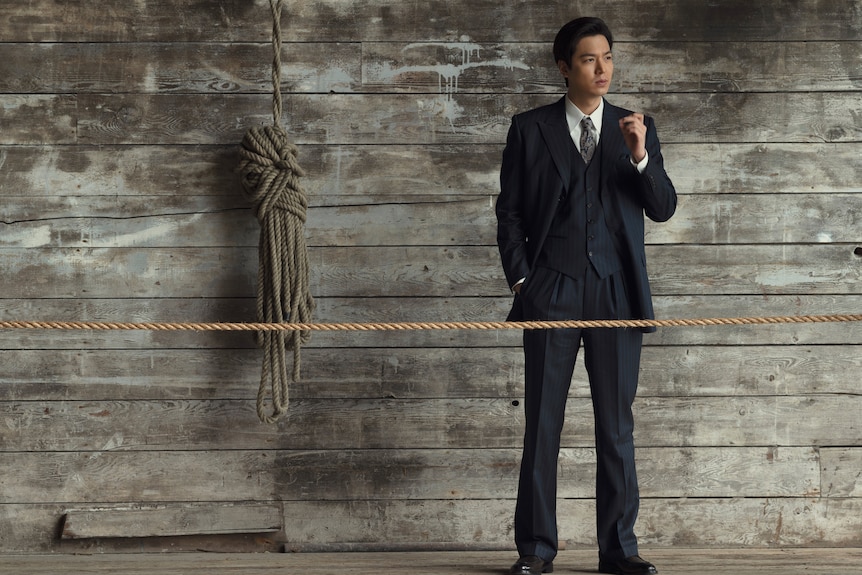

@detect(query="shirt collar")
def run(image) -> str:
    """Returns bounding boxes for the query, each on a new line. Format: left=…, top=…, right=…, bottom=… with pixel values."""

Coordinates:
left=565, top=96, right=604, bottom=136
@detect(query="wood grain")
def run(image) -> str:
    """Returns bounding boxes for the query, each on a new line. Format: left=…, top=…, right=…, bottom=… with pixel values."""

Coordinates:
left=0, top=0, right=860, bottom=554
left=1, top=193, right=859, bottom=247
left=60, top=503, right=282, bottom=538
left=5, top=41, right=856, bottom=95
left=69, top=93, right=862, bottom=146
left=1, top=549, right=861, bottom=571
left=279, top=498, right=862, bottom=549
left=0, top=396, right=858, bottom=451
left=3, top=144, right=860, bottom=198
left=1, top=344, right=858, bottom=401
left=2, top=245, right=859, bottom=299
left=0, top=447, right=819, bottom=504
left=2, top=0, right=859, bottom=42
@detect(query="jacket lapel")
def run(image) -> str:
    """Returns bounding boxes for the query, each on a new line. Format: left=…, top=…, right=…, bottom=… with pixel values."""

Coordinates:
left=537, top=97, right=572, bottom=191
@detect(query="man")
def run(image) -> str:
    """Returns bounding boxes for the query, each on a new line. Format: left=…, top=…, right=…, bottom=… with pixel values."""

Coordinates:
left=495, top=17, right=677, bottom=575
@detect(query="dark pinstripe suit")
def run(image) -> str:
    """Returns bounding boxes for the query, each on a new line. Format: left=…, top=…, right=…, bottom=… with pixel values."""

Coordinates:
left=495, top=96, right=677, bottom=563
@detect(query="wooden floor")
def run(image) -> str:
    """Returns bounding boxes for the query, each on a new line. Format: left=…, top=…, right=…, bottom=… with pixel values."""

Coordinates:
left=2, top=549, right=860, bottom=575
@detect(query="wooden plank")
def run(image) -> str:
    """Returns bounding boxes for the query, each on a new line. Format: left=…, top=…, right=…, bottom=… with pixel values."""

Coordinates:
left=0, top=295, right=859, bottom=349
left=0, top=345, right=859, bottom=402
left=666, top=142, right=862, bottom=195
left=648, top=244, right=862, bottom=296
left=0, top=396, right=858, bottom=451
left=3, top=503, right=861, bottom=554
left=638, top=345, right=862, bottom=397
left=2, top=244, right=859, bottom=298
left=0, top=505, right=280, bottom=554
left=0, top=198, right=499, bottom=248
left=820, top=447, right=862, bottom=497
left=2, top=193, right=859, bottom=247
left=3, top=549, right=862, bottom=573
left=279, top=497, right=862, bottom=549
left=0, top=447, right=819, bottom=504
left=2, top=0, right=859, bottom=42
left=363, top=41, right=862, bottom=94
left=0, top=1, right=276, bottom=43
left=3, top=144, right=861, bottom=198
left=60, top=503, right=282, bottom=539
left=650, top=294, right=862, bottom=346
left=0, top=96, right=76, bottom=145
left=0, top=197, right=255, bottom=249
left=2, top=451, right=288, bottom=503
left=0, top=144, right=503, bottom=199
left=73, top=93, right=862, bottom=146
left=0, top=145, right=242, bottom=197
left=0, top=43, right=360, bottom=94
left=648, top=193, right=861, bottom=244
left=4, top=549, right=862, bottom=574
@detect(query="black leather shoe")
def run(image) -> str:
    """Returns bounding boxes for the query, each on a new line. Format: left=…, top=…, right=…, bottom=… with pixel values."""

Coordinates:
left=509, top=555, right=554, bottom=574
left=598, top=555, right=657, bottom=575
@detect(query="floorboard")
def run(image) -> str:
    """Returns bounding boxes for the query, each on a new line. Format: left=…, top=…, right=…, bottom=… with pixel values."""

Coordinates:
left=1, top=549, right=859, bottom=575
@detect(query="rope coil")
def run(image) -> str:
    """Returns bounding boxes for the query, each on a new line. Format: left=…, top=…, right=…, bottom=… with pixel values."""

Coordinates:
left=237, top=0, right=314, bottom=423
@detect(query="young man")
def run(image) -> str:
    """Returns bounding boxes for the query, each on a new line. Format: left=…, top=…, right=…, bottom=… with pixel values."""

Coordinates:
left=496, top=17, right=677, bottom=575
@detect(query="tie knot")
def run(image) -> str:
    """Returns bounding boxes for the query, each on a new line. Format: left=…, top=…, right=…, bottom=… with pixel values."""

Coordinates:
left=581, top=116, right=594, bottom=130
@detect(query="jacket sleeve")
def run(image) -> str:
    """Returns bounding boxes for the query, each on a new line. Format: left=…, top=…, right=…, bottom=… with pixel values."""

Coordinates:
left=496, top=115, right=532, bottom=290
left=638, top=116, right=677, bottom=223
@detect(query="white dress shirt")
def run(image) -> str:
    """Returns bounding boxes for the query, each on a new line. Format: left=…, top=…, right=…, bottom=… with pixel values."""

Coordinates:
left=565, top=96, right=648, bottom=172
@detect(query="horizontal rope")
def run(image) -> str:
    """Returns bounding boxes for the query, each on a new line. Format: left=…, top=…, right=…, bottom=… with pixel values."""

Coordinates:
left=0, top=314, right=860, bottom=332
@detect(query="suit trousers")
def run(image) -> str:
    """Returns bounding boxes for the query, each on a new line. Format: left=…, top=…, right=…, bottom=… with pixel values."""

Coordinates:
left=514, top=265, right=643, bottom=562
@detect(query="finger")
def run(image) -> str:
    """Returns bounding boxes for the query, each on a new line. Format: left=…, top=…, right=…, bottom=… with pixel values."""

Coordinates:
left=619, top=122, right=643, bottom=137
left=620, top=113, right=644, bottom=126
left=618, top=118, right=635, bottom=132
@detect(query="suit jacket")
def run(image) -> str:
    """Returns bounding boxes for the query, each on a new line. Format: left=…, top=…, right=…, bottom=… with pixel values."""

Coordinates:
left=496, top=96, right=677, bottom=329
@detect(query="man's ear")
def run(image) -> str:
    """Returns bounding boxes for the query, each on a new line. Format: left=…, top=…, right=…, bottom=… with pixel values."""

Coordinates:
left=557, top=59, right=569, bottom=77
left=557, top=59, right=569, bottom=86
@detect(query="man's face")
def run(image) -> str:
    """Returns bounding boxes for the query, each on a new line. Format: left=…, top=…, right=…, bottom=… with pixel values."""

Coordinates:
left=558, top=34, right=613, bottom=106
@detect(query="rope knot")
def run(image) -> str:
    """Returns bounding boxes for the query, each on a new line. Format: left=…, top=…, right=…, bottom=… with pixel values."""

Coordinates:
left=238, top=125, right=308, bottom=221
left=238, top=121, right=315, bottom=424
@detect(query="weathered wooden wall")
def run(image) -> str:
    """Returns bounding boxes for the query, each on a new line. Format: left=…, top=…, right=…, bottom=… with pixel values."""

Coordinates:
left=0, top=0, right=860, bottom=554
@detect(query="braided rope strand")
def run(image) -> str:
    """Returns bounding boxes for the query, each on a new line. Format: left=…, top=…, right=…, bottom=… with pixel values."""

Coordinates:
left=1, top=315, right=860, bottom=332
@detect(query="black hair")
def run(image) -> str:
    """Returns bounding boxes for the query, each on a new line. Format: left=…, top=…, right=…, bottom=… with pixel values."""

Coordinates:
left=553, top=17, right=614, bottom=84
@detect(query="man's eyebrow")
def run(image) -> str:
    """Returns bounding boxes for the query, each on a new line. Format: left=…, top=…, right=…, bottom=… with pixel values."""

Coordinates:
left=577, top=50, right=613, bottom=58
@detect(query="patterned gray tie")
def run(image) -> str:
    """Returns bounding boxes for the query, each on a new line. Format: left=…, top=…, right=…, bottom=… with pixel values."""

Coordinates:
left=580, top=116, right=596, bottom=164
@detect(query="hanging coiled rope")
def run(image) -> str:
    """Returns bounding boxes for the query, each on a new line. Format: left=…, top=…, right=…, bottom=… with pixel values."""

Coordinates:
left=237, top=0, right=314, bottom=423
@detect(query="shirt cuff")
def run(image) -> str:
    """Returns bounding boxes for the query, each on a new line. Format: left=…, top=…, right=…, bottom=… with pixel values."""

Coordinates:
left=630, top=150, right=649, bottom=173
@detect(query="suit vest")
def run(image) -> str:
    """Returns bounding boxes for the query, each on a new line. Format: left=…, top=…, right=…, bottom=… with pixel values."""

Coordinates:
left=535, top=135, right=623, bottom=279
